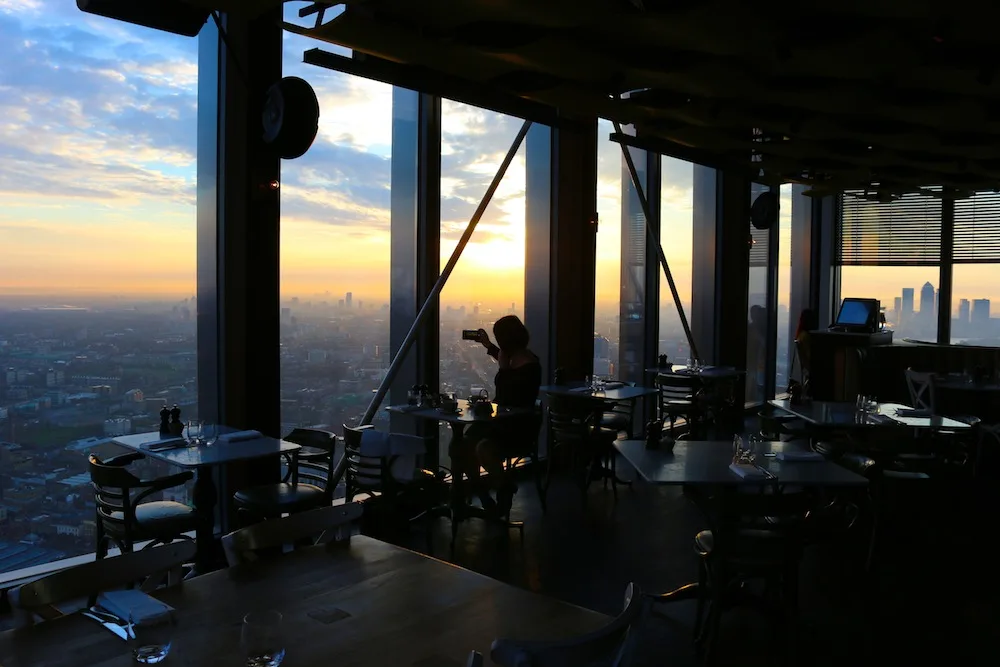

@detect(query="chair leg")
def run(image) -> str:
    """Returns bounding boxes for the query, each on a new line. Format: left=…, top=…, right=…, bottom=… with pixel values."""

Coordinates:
left=610, top=450, right=619, bottom=502
left=535, top=459, right=548, bottom=514
left=693, top=559, right=708, bottom=641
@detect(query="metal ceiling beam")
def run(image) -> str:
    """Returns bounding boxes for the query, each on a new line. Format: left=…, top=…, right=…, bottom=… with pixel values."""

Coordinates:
left=303, top=48, right=565, bottom=128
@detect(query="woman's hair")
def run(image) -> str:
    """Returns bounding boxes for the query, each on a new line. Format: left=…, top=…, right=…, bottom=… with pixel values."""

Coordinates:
left=796, top=308, right=818, bottom=337
left=493, top=315, right=530, bottom=351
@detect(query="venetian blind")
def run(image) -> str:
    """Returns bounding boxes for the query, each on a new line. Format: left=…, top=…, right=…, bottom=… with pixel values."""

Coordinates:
left=838, top=191, right=942, bottom=265
left=953, top=190, right=1000, bottom=263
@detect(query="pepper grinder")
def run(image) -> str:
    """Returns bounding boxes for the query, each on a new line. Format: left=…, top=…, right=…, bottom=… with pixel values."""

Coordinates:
left=159, top=405, right=171, bottom=435
left=169, top=404, right=184, bottom=436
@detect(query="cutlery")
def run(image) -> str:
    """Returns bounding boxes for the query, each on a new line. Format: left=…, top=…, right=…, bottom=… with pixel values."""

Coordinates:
left=90, top=606, right=136, bottom=639
left=81, top=611, right=130, bottom=641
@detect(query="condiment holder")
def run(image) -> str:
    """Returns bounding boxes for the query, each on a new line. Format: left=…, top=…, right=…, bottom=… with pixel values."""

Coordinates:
left=468, top=389, right=493, bottom=417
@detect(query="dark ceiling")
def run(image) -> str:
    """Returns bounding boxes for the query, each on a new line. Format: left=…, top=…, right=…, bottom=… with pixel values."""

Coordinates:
left=284, top=0, right=1000, bottom=197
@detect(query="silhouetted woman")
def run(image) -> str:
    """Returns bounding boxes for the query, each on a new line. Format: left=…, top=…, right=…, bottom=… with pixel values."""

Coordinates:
left=462, top=315, right=541, bottom=516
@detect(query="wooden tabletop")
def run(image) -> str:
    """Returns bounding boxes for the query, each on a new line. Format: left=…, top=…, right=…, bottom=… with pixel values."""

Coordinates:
left=539, top=384, right=658, bottom=401
left=113, top=431, right=300, bottom=469
left=386, top=400, right=536, bottom=425
left=615, top=439, right=870, bottom=487
left=0, top=536, right=608, bottom=667
left=770, top=399, right=971, bottom=430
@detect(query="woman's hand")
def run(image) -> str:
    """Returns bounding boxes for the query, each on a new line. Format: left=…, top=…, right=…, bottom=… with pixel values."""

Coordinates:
left=476, top=328, right=491, bottom=348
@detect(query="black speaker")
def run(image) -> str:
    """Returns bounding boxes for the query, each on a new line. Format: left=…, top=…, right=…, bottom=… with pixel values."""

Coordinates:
left=262, top=77, right=320, bottom=160
left=77, top=0, right=209, bottom=37
left=750, top=191, right=779, bottom=230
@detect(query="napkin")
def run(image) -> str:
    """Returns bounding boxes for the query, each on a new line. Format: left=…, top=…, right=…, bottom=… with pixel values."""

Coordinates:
left=97, top=590, right=173, bottom=626
left=776, top=450, right=824, bottom=462
left=729, top=462, right=769, bottom=479
left=217, top=429, right=262, bottom=443
left=141, top=438, right=186, bottom=452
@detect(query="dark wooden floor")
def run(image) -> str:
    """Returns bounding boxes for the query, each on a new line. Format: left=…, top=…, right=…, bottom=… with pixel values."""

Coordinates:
left=385, top=454, right=999, bottom=666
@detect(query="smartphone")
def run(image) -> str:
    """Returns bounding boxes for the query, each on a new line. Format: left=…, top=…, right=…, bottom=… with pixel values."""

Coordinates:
left=461, top=329, right=480, bottom=341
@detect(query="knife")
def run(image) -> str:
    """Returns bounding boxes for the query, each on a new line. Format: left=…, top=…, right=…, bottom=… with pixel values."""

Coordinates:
left=81, top=611, right=130, bottom=641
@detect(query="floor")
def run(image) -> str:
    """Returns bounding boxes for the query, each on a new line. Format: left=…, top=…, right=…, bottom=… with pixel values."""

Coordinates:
left=382, top=453, right=999, bottom=666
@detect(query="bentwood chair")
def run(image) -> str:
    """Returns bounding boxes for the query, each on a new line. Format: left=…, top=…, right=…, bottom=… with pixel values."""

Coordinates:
left=490, top=583, right=648, bottom=667
left=89, top=453, right=198, bottom=558
left=222, top=502, right=363, bottom=566
left=233, top=427, right=339, bottom=523
left=11, top=541, right=194, bottom=626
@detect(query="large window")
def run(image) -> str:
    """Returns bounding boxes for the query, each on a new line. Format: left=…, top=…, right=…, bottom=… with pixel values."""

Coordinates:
left=0, top=5, right=198, bottom=573
left=775, top=184, right=793, bottom=391
left=746, top=184, right=772, bottom=404
left=952, top=267, right=999, bottom=344
left=594, top=119, right=621, bottom=376
left=839, top=267, right=939, bottom=340
left=658, top=157, right=694, bottom=364
left=438, top=100, right=526, bottom=401
left=279, top=28, right=392, bottom=433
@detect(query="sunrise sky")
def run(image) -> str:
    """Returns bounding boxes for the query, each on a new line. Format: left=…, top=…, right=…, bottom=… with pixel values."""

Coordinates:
left=0, top=1, right=992, bottom=313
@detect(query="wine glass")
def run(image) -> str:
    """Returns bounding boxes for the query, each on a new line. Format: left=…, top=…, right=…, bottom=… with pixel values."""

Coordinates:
left=129, top=613, right=174, bottom=664
left=201, top=423, right=219, bottom=447
left=242, top=610, right=285, bottom=667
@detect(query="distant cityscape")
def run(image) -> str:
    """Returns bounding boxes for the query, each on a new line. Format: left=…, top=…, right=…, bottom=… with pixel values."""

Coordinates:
left=857, top=282, right=998, bottom=344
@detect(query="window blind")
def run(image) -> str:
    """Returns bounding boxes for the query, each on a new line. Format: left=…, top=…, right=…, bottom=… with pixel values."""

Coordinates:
left=749, top=226, right=769, bottom=267
left=838, top=191, right=942, bottom=266
left=954, top=190, right=1000, bottom=263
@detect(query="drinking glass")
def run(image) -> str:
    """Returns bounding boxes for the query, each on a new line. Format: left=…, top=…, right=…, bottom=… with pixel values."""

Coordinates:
left=129, top=614, right=174, bottom=664
left=242, top=610, right=285, bottom=667
left=185, top=420, right=203, bottom=445
left=201, top=423, right=219, bottom=447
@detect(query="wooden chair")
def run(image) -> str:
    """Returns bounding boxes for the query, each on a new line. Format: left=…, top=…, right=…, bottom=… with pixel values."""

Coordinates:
left=221, top=502, right=363, bottom=566
left=233, top=428, right=337, bottom=522
left=89, top=453, right=199, bottom=558
left=654, top=373, right=703, bottom=438
left=905, top=368, right=936, bottom=411
left=498, top=401, right=545, bottom=515
left=692, top=489, right=815, bottom=666
left=10, top=541, right=195, bottom=625
left=545, top=394, right=621, bottom=506
left=490, top=583, right=647, bottom=667
left=600, top=381, right=637, bottom=438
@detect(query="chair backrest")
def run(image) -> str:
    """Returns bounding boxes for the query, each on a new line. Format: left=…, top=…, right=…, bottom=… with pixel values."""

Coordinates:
left=284, top=428, right=338, bottom=495
left=10, top=541, right=195, bottom=624
left=343, top=424, right=390, bottom=494
left=905, top=368, right=936, bottom=412
left=89, top=454, right=142, bottom=529
left=655, top=373, right=701, bottom=403
left=490, top=583, right=647, bottom=667
left=221, top=502, right=363, bottom=566
left=547, top=394, right=604, bottom=445
left=466, top=651, right=484, bottom=667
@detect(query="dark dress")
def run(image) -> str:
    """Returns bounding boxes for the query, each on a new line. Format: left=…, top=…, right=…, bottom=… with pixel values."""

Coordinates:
left=465, top=345, right=542, bottom=448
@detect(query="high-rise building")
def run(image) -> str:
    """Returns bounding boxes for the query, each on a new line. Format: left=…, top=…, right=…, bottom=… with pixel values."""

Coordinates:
left=958, top=299, right=970, bottom=323
left=972, top=299, right=991, bottom=325
left=901, top=288, right=914, bottom=323
left=920, top=282, right=935, bottom=320
left=893, top=297, right=902, bottom=324
left=345, top=292, right=353, bottom=307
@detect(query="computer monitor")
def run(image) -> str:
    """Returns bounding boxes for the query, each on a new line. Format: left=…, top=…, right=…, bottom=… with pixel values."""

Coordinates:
left=834, top=298, right=880, bottom=331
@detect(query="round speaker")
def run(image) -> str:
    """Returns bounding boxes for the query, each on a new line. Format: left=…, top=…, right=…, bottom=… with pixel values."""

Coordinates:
left=750, top=191, right=779, bottom=230
left=262, top=76, right=319, bottom=159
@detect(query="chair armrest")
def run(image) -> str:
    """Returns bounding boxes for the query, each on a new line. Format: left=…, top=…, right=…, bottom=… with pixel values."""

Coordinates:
left=103, top=452, right=146, bottom=467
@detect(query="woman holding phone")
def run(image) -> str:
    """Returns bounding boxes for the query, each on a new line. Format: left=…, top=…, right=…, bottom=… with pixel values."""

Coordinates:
left=456, top=315, right=541, bottom=516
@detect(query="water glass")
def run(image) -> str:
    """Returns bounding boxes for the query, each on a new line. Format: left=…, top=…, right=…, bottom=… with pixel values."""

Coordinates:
left=242, top=610, right=285, bottom=667
left=185, top=420, right=203, bottom=445
left=129, top=614, right=174, bottom=664
left=201, top=423, right=219, bottom=447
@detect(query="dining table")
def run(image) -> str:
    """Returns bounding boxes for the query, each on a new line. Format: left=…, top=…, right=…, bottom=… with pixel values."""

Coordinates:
left=112, top=430, right=301, bottom=573
left=0, top=536, right=609, bottom=667
left=614, top=438, right=868, bottom=606
left=768, top=399, right=972, bottom=430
